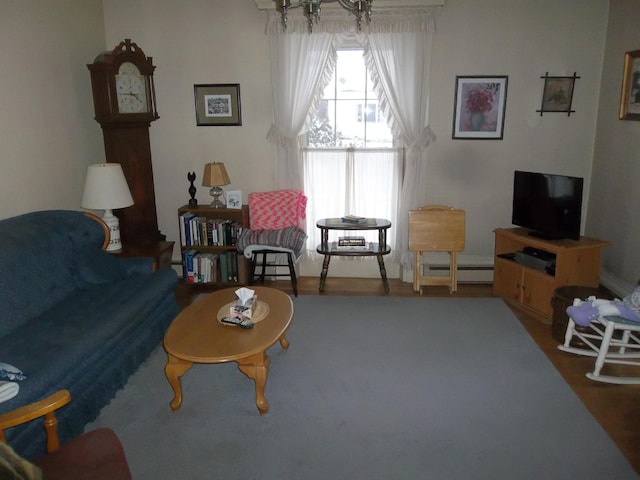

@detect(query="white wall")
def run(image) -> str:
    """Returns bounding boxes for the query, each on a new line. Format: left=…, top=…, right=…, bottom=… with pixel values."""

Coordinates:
left=102, top=0, right=275, bottom=257
left=101, top=0, right=609, bottom=279
left=0, top=1, right=106, bottom=218
left=427, top=0, right=608, bottom=258
left=4, top=0, right=633, bottom=291
left=588, top=0, right=640, bottom=294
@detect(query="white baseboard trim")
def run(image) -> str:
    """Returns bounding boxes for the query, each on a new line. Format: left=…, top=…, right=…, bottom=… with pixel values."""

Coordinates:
left=420, top=253, right=494, bottom=283
left=599, top=270, right=636, bottom=298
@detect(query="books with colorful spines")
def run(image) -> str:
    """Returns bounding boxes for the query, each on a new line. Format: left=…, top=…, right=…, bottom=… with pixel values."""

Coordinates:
left=183, top=249, right=197, bottom=282
left=180, top=212, right=196, bottom=246
left=189, top=216, right=199, bottom=245
left=205, top=219, right=214, bottom=246
left=341, top=215, right=368, bottom=224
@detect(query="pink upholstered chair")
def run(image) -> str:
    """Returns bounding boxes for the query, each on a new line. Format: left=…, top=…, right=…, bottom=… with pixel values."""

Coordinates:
left=0, top=389, right=132, bottom=480
left=237, top=189, right=308, bottom=296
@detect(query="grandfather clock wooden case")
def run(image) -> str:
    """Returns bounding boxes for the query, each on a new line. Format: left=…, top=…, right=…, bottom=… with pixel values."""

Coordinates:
left=87, top=39, right=164, bottom=244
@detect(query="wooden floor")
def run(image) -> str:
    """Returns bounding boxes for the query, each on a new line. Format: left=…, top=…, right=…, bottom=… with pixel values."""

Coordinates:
left=176, top=277, right=640, bottom=473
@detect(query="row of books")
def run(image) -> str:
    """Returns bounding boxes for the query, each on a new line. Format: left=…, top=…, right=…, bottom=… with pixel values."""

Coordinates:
left=179, top=212, right=244, bottom=247
left=183, top=249, right=240, bottom=284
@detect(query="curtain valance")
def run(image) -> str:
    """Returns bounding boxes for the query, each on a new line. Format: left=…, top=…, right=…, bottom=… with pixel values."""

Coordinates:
left=265, top=8, right=437, bottom=35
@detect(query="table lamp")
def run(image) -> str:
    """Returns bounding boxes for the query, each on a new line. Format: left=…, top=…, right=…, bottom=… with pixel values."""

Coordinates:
left=202, top=162, right=230, bottom=208
left=81, top=163, right=134, bottom=252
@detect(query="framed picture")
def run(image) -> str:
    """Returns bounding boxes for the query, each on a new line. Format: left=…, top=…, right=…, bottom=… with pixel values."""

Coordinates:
left=619, top=50, right=640, bottom=121
left=537, top=73, right=579, bottom=116
left=452, top=76, right=508, bottom=139
left=226, top=190, right=242, bottom=209
left=194, top=84, right=242, bottom=126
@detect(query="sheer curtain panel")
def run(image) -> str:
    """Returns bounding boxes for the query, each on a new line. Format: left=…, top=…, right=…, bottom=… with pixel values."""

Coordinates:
left=361, top=12, right=436, bottom=268
left=266, top=13, right=339, bottom=190
left=303, top=148, right=402, bottom=259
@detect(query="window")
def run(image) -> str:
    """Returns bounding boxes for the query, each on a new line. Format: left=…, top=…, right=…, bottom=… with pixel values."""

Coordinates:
left=307, top=49, right=393, bottom=149
left=303, top=49, right=401, bottom=254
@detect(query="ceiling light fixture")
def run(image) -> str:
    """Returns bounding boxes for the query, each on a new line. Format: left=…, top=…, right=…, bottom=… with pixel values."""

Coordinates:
left=275, top=0, right=373, bottom=33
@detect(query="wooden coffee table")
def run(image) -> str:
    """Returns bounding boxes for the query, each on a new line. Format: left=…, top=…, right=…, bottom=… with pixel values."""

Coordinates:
left=163, top=286, right=293, bottom=415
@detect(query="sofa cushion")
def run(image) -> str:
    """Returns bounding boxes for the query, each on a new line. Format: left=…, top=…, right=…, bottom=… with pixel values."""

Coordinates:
left=0, top=268, right=177, bottom=416
left=74, top=247, right=127, bottom=284
left=0, top=211, right=106, bottom=338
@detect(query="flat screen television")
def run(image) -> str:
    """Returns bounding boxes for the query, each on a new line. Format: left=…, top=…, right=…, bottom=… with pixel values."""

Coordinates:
left=511, top=170, right=584, bottom=240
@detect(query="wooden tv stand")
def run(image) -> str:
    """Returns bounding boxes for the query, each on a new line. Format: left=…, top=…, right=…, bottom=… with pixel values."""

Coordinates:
left=493, top=228, right=611, bottom=322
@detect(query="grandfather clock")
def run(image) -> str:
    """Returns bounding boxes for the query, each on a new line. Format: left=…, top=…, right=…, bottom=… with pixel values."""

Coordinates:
left=87, top=39, right=164, bottom=244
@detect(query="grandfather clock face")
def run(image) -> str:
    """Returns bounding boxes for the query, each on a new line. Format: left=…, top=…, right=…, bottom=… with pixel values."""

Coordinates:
left=116, top=62, right=149, bottom=113
left=88, top=39, right=164, bottom=244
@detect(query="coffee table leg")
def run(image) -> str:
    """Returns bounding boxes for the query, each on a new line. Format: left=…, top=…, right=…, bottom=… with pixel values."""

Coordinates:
left=279, top=333, right=290, bottom=350
left=165, top=354, right=193, bottom=411
left=237, top=352, right=271, bottom=415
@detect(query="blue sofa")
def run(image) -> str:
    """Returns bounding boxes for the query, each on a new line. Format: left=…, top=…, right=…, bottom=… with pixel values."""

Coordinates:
left=0, top=210, right=179, bottom=459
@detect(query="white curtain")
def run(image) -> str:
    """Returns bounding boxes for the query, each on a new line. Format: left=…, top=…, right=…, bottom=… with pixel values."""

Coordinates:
left=361, top=12, right=436, bottom=269
left=303, top=147, right=402, bottom=260
left=266, top=12, right=340, bottom=190
left=266, top=8, right=437, bottom=268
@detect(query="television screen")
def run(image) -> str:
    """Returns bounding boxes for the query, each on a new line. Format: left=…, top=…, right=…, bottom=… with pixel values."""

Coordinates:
left=511, top=170, right=583, bottom=240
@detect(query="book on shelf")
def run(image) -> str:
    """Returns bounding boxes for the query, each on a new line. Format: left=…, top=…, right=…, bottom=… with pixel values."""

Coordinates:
left=341, top=215, right=368, bottom=224
left=331, top=241, right=373, bottom=251
left=338, top=236, right=366, bottom=246
left=182, top=249, right=242, bottom=284
left=180, top=215, right=245, bottom=247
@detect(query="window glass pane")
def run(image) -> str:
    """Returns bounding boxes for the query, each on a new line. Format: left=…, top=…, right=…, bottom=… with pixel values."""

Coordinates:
left=336, top=50, right=366, bottom=100
left=335, top=100, right=364, bottom=148
left=308, top=48, right=392, bottom=148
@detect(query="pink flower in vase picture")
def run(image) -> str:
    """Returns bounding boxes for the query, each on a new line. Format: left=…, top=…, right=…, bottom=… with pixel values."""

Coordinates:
left=462, top=83, right=501, bottom=132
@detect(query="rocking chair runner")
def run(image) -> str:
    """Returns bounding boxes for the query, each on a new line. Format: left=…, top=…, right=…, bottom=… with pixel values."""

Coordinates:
left=559, top=314, right=640, bottom=384
left=237, top=190, right=307, bottom=297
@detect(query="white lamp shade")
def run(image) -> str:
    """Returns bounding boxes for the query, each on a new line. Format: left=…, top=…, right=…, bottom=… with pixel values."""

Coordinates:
left=81, top=163, right=134, bottom=210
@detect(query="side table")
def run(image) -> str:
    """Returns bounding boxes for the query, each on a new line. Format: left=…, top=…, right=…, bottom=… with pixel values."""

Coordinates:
left=316, top=218, right=391, bottom=293
left=112, top=240, right=175, bottom=271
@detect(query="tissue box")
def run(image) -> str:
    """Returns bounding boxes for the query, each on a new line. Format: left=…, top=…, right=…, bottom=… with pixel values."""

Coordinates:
left=230, top=295, right=257, bottom=320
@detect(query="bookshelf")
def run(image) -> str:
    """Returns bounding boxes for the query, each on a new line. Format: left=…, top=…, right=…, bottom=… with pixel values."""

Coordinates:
left=177, top=204, right=250, bottom=288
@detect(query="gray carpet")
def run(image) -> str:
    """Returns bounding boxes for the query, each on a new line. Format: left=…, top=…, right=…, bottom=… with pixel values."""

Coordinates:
left=87, top=296, right=637, bottom=479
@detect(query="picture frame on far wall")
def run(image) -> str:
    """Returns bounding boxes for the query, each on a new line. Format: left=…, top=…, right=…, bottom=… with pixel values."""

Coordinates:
left=194, top=84, right=242, bottom=126
left=452, top=76, right=508, bottom=139
left=226, top=190, right=242, bottom=209
left=619, top=49, right=640, bottom=121
left=536, top=73, right=579, bottom=116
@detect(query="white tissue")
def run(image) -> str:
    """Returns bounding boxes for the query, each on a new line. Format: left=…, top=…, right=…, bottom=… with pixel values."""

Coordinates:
left=235, top=287, right=256, bottom=306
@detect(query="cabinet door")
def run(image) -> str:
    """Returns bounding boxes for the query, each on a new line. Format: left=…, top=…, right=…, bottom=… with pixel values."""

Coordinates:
left=493, top=258, right=523, bottom=302
left=521, top=269, right=556, bottom=317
